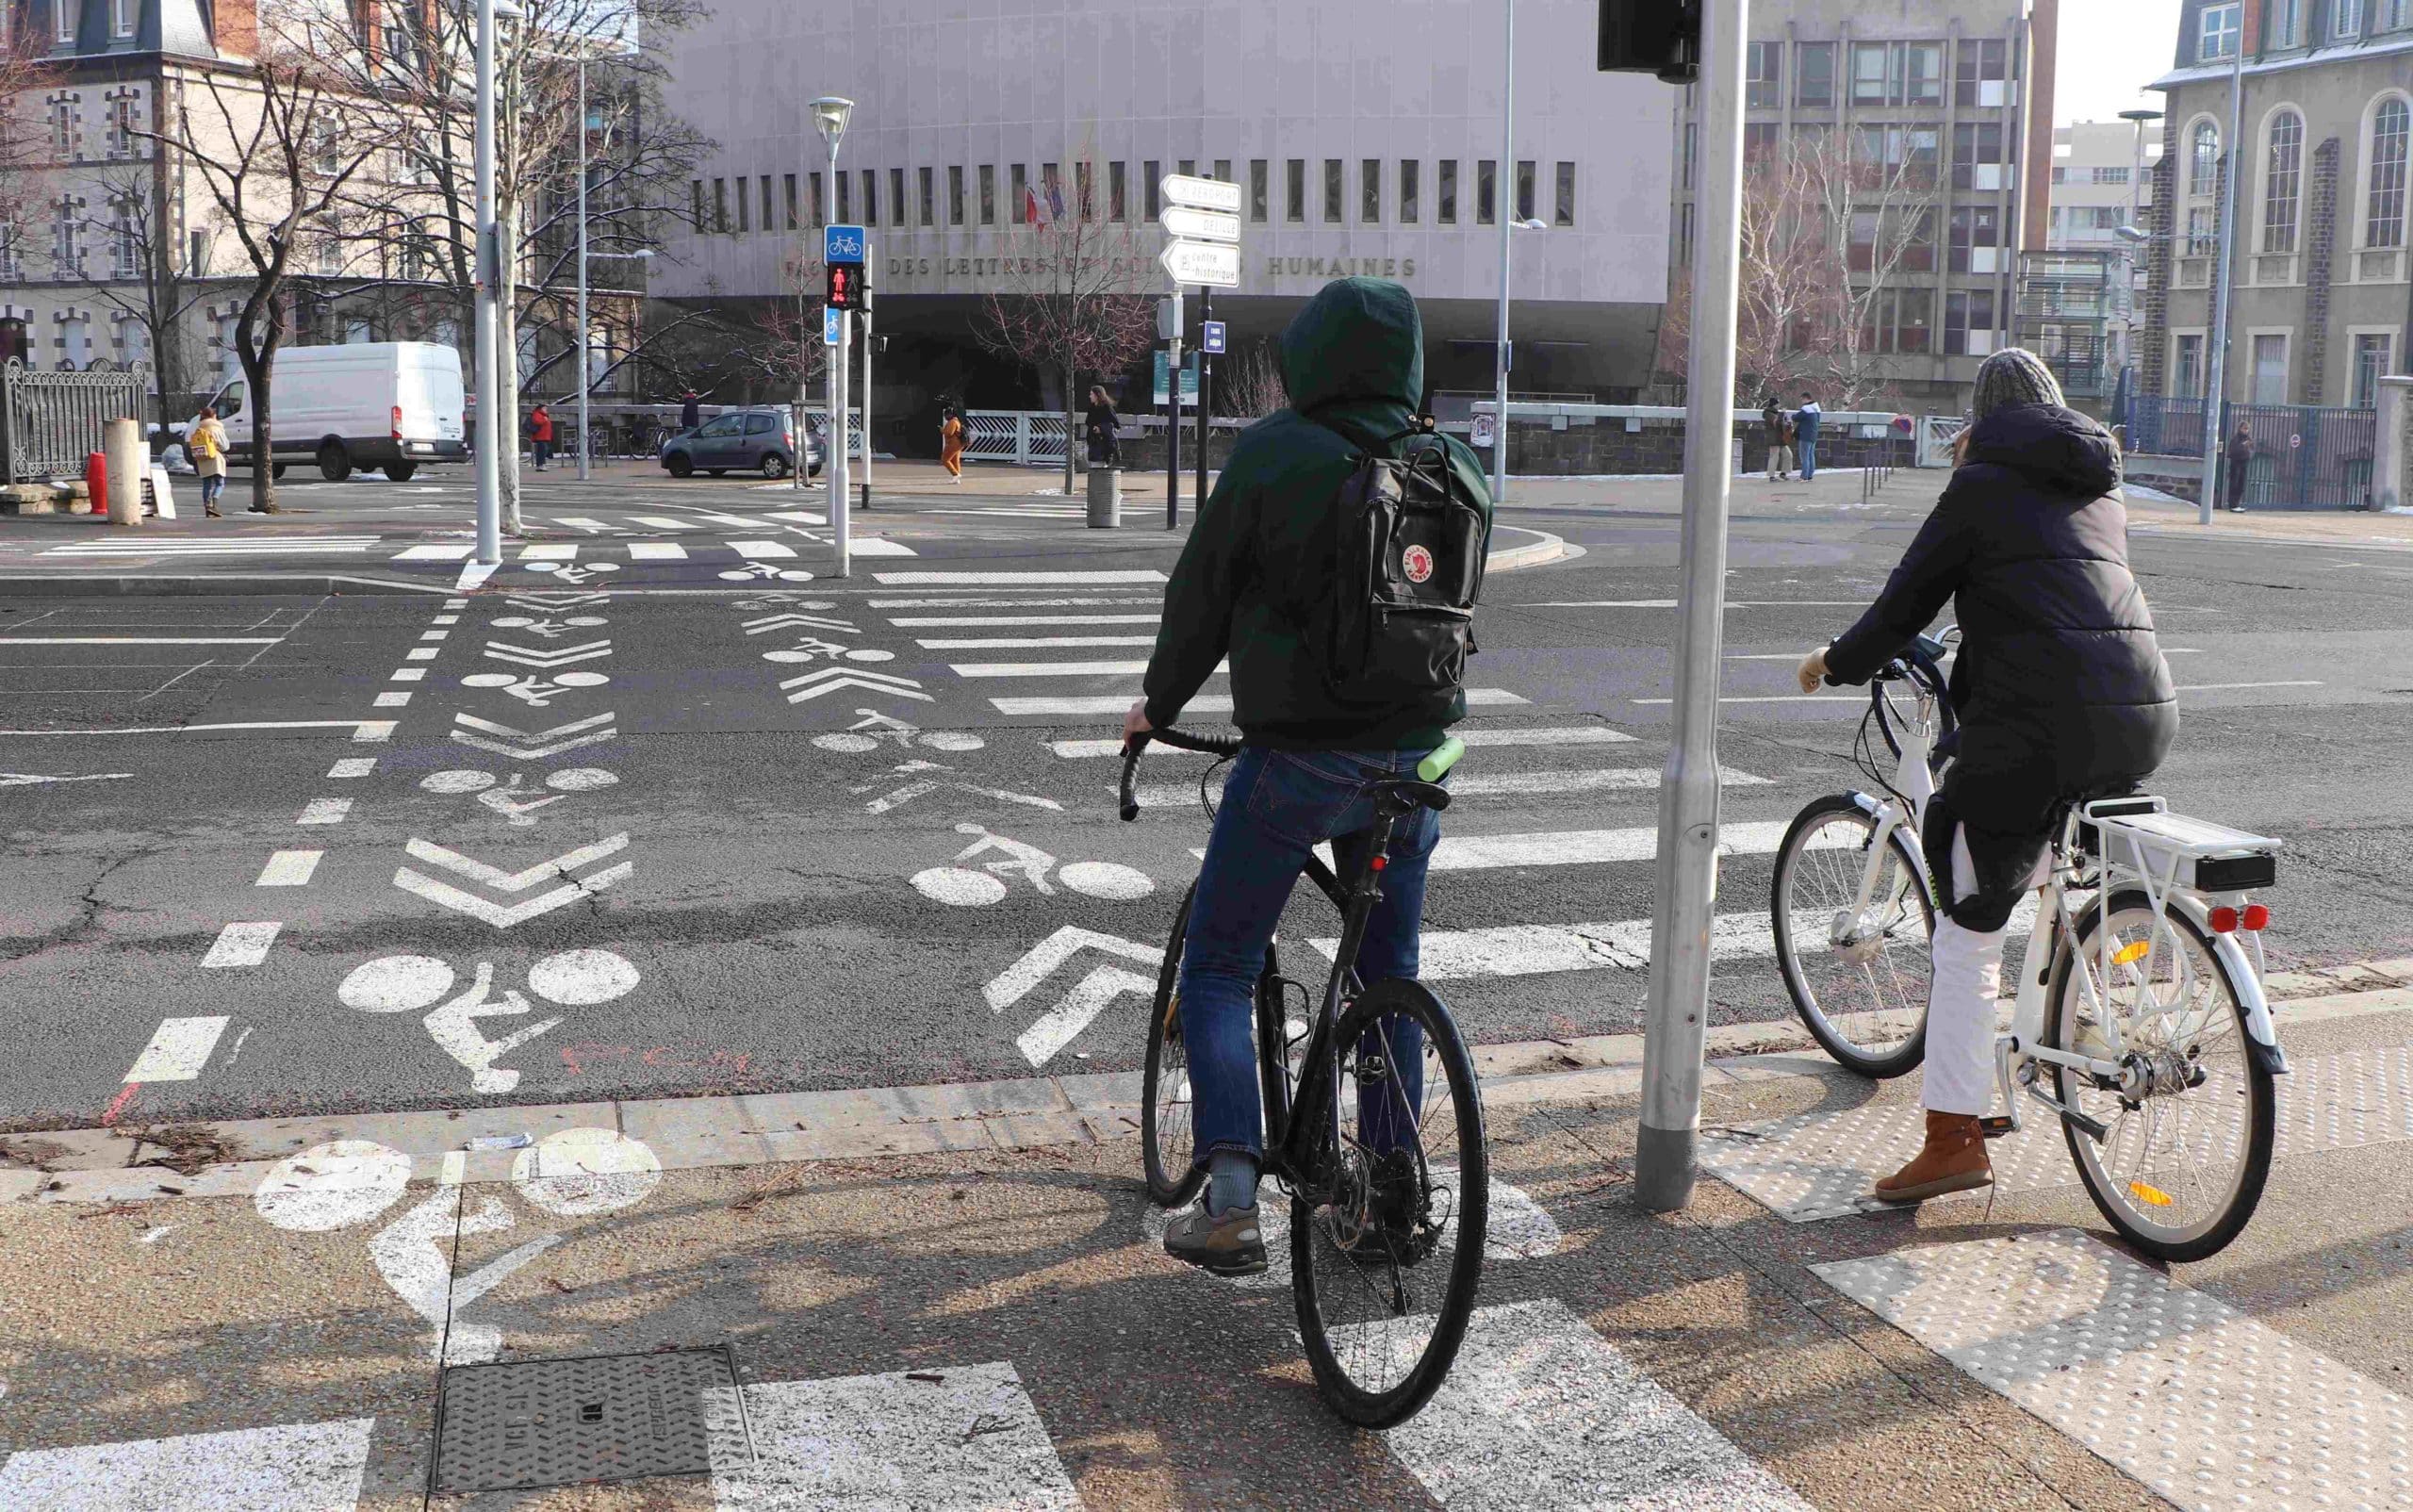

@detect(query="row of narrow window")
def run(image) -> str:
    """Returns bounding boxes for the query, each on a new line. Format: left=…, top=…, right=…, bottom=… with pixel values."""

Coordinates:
left=689, top=157, right=1581, bottom=238
left=2178, top=99, right=2410, bottom=256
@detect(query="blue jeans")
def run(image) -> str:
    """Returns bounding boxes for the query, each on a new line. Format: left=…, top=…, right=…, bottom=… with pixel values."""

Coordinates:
left=200, top=474, right=224, bottom=509
left=1797, top=436, right=1817, bottom=479
left=1177, top=746, right=1444, bottom=1171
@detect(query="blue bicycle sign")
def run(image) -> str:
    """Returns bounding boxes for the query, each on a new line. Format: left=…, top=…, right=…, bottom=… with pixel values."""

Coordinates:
left=824, top=223, right=868, bottom=264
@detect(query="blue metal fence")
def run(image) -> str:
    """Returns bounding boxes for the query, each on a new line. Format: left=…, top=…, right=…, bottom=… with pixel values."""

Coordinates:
left=2128, top=395, right=2378, bottom=510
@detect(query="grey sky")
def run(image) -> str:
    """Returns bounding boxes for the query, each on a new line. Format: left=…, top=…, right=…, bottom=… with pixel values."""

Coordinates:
left=2058, top=0, right=2185, bottom=126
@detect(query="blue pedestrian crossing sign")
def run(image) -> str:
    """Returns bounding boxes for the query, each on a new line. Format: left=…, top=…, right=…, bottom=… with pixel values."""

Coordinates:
left=824, top=306, right=844, bottom=346
left=1202, top=320, right=1226, bottom=356
left=824, top=223, right=867, bottom=264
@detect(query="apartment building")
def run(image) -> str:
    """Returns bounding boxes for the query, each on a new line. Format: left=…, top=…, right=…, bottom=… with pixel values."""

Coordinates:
left=1666, top=0, right=2060, bottom=407
left=2143, top=0, right=2413, bottom=409
left=2050, top=120, right=2161, bottom=250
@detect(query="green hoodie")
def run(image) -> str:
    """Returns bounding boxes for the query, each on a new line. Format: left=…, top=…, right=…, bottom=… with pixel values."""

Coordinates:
left=1141, top=277, right=1494, bottom=750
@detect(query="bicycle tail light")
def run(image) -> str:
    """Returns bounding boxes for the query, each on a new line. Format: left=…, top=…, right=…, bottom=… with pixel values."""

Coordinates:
left=2208, top=907, right=2241, bottom=934
left=2241, top=904, right=2270, bottom=931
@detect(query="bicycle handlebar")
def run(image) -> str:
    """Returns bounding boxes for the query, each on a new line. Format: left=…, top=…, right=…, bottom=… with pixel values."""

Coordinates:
left=1118, top=725, right=1242, bottom=821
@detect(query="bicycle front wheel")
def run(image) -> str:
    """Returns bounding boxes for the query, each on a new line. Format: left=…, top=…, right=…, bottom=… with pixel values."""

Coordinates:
left=1770, top=795, right=1933, bottom=1078
left=2045, top=890, right=2275, bottom=1263
left=1140, top=886, right=1202, bottom=1208
left=1290, top=978, right=1487, bottom=1429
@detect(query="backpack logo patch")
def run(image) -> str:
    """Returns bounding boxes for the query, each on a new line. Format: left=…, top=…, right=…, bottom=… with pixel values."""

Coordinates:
left=1402, top=544, right=1435, bottom=584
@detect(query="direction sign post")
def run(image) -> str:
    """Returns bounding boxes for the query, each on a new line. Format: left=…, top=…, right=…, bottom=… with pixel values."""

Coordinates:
left=1158, top=178, right=1242, bottom=530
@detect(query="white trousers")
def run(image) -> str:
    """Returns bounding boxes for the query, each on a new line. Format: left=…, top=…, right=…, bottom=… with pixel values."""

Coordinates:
left=1923, top=827, right=2045, bottom=1116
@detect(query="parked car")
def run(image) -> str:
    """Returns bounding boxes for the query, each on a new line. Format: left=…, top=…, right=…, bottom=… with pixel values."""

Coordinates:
left=660, top=407, right=821, bottom=479
left=174, top=342, right=468, bottom=482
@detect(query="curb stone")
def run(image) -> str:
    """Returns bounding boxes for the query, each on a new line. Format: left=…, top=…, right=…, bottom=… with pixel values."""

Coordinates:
left=9, top=978, right=2406, bottom=1209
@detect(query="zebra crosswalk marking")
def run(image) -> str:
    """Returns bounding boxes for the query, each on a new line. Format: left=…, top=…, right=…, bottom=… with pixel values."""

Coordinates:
left=992, top=688, right=1532, bottom=715
left=627, top=542, right=687, bottom=561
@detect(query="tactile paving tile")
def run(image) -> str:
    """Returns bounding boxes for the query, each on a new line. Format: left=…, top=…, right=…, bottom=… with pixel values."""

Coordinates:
left=1814, top=1229, right=2413, bottom=1512
left=432, top=1345, right=746, bottom=1495
left=1703, top=1044, right=2413, bottom=1223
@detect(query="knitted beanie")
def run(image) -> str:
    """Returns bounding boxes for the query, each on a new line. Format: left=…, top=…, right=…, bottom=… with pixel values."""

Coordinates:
left=1969, top=347, right=2065, bottom=423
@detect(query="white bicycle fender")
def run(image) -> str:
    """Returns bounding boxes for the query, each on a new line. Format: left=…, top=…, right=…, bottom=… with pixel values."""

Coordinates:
left=2164, top=892, right=2290, bottom=1076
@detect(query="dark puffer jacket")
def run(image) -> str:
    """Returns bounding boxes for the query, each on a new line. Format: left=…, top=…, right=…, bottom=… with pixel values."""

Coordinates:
left=1824, top=403, right=2177, bottom=913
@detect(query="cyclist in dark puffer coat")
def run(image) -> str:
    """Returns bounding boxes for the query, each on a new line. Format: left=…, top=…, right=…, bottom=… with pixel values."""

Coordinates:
left=1797, top=348, right=2177, bottom=1204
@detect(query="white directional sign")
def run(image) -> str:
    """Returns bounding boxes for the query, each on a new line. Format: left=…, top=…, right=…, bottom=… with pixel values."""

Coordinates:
left=1159, top=239, right=1241, bottom=288
left=1159, top=173, right=1243, bottom=288
left=1159, top=173, right=1242, bottom=215
left=1160, top=205, right=1240, bottom=243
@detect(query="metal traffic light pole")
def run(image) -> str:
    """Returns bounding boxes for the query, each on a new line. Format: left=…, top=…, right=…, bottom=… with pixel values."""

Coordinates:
left=1634, top=0, right=1747, bottom=1212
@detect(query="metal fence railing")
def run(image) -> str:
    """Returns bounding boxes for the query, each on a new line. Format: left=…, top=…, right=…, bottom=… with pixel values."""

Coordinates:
left=962, top=409, right=1070, bottom=467
left=1, top=360, right=151, bottom=484
left=2128, top=395, right=2379, bottom=510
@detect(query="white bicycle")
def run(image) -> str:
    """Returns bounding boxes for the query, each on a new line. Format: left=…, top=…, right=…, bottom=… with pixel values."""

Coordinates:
left=1773, top=629, right=2291, bottom=1260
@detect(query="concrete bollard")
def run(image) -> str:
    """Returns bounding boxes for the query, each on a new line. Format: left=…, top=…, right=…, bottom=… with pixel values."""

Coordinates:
left=104, top=418, right=143, bottom=527
left=1086, top=466, right=1122, bottom=528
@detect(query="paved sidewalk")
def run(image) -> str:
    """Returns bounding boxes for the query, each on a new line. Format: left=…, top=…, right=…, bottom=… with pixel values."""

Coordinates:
left=4, top=976, right=2409, bottom=1509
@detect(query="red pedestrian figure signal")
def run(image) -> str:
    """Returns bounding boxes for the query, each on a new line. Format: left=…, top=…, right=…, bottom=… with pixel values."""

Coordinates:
left=827, top=263, right=857, bottom=310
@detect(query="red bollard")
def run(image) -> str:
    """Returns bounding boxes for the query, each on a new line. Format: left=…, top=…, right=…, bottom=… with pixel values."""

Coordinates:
left=84, top=451, right=107, bottom=517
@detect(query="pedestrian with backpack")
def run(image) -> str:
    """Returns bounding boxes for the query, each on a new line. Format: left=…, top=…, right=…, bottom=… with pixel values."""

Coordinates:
left=189, top=406, right=231, bottom=517
left=1123, top=277, right=1493, bottom=1273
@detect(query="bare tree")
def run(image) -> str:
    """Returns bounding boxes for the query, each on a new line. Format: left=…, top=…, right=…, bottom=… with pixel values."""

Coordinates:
left=133, top=40, right=394, bottom=512
left=0, top=27, right=57, bottom=293
left=297, top=0, right=708, bottom=529
left=974, top=144, right=1158, bottom=492
left=1656, top=132, right=1926, bottom=409
left=1803, top=126, right=1941, bottom=408
left=635, top=251, right=826, bottom=403
left=1217, top=337, right=1288, bottom=419
left=74, top=166, right=214, bottom=412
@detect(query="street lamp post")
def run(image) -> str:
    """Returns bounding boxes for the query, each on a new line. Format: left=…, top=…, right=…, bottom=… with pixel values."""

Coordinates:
left=1490, top=0, right=1515, bottom=508
left=471, top=0, right=501, bottom=564
left=811, top=96, right=854, bottom=579
left=2116, top=107, right=2162, bottom=386
left=2197, top=44, right=2245, bottom=525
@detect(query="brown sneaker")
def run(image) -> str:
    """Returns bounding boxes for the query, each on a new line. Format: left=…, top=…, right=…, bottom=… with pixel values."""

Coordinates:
left=1872, top=1111, right=1994, bottom=1204
left=1163, top=1202, right=1267, bottom=1276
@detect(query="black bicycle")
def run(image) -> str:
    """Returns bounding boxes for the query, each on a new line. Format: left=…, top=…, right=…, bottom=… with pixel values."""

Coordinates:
left=1121, top=725, right=1489, bottom=1428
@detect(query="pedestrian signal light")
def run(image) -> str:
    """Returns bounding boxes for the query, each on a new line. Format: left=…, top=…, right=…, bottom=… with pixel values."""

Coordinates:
left=827, top=263, right=857, bottom=310
left=1598, top=0, right=1700, bottom=83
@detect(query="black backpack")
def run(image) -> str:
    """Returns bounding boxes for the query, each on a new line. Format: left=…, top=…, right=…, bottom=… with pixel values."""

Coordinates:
left=1308, top=424, right=1487, bottom=703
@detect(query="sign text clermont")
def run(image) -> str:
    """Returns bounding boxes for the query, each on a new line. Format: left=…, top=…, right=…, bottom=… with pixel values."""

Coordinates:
left=880, top=253, right=1421, bottom=283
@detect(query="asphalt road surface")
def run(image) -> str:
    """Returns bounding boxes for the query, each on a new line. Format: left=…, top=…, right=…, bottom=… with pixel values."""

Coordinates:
left=4, top=473, right=2409, bottom=1133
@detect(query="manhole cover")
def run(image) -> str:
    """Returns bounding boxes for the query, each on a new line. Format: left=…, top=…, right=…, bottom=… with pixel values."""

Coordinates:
left=431, top=1345, right=746, bottom=1495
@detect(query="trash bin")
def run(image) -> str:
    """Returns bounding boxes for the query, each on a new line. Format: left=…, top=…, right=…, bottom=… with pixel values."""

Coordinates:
left=1086, top=466, right=1121, bottom=528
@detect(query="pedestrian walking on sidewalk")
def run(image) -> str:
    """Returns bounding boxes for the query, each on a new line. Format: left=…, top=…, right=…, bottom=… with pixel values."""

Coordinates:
left=1793, top=392, right=1823, bottom=480
left=189, top=406, right=230, bottom=517
left=527, top=404, right=555, bottom=471
left=680, top=390, right=700, bottom=431
left=1760, top=395, right=1794, bottom=480
left=1125, top=277, right=1494, bottom=1274
left=2224, top=420, right=2256, bottom=513
left=1084, top=386, right=1122, bottom=468
left=1793, top=347, right=2176, bottom=1205
left=939, top=404, right=966, bottom=482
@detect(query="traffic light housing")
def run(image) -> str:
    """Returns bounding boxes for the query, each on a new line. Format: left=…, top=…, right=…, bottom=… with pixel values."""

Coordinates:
left=1598, top=1, right=1700, bottom=84
left=826, top=261, right=860, bottom=310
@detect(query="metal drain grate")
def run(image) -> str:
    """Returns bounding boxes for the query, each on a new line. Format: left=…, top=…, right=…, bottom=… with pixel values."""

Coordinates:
left=431, top=1344, right=747, bottom=1495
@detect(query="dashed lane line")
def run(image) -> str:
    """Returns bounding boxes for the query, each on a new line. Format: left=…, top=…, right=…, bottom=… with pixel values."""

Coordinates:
left=991, top=688, right=1532, bottom=715
left=254, top=849, right=323, bottom=886
left=201, top=921, right=282, bottom=969
left=123, top=1015, right=232, bottom=1083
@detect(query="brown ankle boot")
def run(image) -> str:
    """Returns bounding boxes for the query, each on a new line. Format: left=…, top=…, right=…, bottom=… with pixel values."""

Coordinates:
left=1872, top=1112, right=1993, bottom=1204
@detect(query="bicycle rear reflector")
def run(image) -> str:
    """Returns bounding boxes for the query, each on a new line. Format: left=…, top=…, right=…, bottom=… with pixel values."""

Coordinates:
left=2127, top=1181, right=2175, bottom=1208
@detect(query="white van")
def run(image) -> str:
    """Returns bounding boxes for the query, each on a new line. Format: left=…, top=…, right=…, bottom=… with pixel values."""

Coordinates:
left=192, top=342, right=467, bottom=482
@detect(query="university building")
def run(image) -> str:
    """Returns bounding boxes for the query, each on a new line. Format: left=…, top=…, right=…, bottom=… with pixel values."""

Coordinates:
left=650, top=0, right=1676, bottom=432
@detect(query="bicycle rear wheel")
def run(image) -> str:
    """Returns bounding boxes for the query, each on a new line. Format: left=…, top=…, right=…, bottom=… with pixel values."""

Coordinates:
left=1290, top=978, right=1486, bottom=1429
left=1141, top=886, right=1202, bottom=1208
left=1770, top=795, right=1933, bottom=1078
left=2045, top=890, right=2275, bottom=1263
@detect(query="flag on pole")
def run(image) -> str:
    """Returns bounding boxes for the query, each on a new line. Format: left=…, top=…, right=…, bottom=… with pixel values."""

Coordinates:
left=1046, top=180, right=1066, bottom=221
left=1024, top=184, right=1044, bottom=225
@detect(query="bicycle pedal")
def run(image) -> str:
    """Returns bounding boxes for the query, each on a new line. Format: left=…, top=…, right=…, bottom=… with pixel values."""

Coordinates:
left=1976, top=1115, right=2018, bottom=1141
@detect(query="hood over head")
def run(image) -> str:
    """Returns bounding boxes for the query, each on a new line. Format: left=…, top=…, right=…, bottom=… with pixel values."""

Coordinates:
left=1280, top=278, right=1424, bottom=422
left=1962, top=403, right=2122, bottom=498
